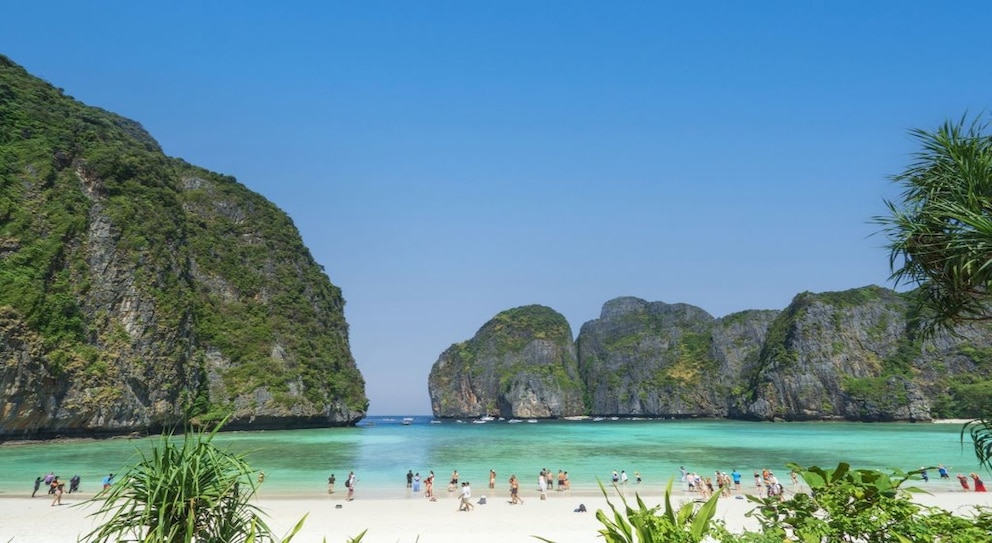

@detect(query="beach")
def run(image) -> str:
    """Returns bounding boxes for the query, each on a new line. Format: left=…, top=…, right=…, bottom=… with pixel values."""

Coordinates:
left=5, top=485, right=990, bottom=543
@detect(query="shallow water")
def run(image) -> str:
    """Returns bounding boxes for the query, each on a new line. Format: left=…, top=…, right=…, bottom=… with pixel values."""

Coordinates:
left=0, top=417, right=975, bottom=498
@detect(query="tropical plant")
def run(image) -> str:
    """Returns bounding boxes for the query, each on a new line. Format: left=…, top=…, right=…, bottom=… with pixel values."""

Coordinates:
left=81, top=424, right=304, bottom=543
left=738, top=462, right=992, bottom=543
left=536, top=478, right=720, bottom=543
left=876, top=116, right=992, bottom=334
left=874, top=116, right=992, bottom=471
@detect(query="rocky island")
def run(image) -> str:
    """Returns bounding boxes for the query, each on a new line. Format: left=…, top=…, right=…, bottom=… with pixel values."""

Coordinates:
left=429, top=286, right=992, bottom=422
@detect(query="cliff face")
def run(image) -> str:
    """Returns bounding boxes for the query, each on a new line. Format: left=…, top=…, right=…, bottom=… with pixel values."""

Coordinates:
left=0, top=55, right=367, bottom=438
left=428, top=287, right=992, bottom=421
left=428, top=305, right=583, bottom=418
left=742, top=286, right=992, bottom=421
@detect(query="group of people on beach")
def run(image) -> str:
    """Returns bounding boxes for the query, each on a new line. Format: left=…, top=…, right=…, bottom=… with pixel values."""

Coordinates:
left=919, top=464, right=986, bottom=492
left=31, top=472, right=114, bottom=506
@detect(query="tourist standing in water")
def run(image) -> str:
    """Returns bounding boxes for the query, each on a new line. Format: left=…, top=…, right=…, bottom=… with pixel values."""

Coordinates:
left=413, top=472, right=421, bottom=493
left=489, top=469, right=496, bottom=489
left=346, top=471, right=356, bottom=501
left=327, top=474, right=335, bottom=494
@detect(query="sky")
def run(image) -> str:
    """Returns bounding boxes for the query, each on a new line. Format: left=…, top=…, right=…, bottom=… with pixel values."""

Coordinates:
left=3, top=2, right=991, bottom=415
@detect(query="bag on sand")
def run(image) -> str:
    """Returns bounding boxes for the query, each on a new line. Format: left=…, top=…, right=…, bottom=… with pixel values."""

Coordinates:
left=574, top=503, right=587, bottom=513
left=477, top=496, right=487, bottom=505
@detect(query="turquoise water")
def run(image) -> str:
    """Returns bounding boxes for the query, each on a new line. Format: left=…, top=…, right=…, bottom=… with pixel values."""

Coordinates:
left=0, top=418, right=978, bottom=498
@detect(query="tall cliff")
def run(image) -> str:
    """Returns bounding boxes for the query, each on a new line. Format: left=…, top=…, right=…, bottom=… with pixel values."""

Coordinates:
left=0, top=55, right=367, bottom=438
left=428, top=305, right=583, bottom=418
left=428, top=287, right=992, bottom=421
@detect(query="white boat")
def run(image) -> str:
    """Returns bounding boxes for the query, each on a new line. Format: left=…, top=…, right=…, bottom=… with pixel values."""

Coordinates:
left=526, top=419, right=538, bottom=423
left=472, top=419, right=487, bottom=424
left=479, top=415, right=495, bottom=422
left=429, top=420, right=442, bottom=424
left=401, top=417, right=414, bottom=425
left=507, top=419, right=523, bottom=424
left=592, top=417, right=605, bottom=422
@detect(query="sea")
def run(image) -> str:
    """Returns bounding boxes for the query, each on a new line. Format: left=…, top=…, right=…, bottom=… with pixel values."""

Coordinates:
left=0, top=417, right=978, bottom=498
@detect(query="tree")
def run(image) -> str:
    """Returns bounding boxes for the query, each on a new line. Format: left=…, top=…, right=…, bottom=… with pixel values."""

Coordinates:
left=875, top=116, right=992, bottom=472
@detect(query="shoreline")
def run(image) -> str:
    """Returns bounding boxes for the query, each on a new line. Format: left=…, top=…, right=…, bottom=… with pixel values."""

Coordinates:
left=4, top=484, right=989, bottom=543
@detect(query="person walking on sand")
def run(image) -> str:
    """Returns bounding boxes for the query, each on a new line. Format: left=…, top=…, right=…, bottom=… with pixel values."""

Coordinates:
left=346, top=471, right=356, bottom=501
left=32, top=476, right=42, bottom=497
left=509, top=474, right=523, bottom=504
left=328, top=474, right=335, bottom=494
left=458, top=481, right=474, bottom=511
left=957, top=473, right=970, bottom=491
left=51, top=482, right=65, bottom=506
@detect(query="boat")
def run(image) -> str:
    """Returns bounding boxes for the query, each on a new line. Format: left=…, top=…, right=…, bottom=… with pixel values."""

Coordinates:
left=472, top=419, right=487, bottom=424
left=526, top=419, right=538, bottom=423
left=507, top=419, right=523, bottom=424
left=429, top=420, right=442, bottom=424
left=401, top=417, right=414, bottom=425
left=479, top=415, right=495, bottom=422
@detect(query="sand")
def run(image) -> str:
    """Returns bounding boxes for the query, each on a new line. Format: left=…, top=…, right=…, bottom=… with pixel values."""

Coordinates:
left=5, top=486, right=990, bottom=543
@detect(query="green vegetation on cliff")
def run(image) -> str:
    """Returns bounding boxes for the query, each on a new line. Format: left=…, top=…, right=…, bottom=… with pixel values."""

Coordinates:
left=0, top=55, right=365, bottom=435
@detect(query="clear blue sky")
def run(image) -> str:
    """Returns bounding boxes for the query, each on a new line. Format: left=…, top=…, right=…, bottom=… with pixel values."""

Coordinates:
left=4, top=2, right=990, bottom=415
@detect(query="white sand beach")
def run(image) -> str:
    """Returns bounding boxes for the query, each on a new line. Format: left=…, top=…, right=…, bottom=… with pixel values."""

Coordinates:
left=5, top=487, right=990, bottom=543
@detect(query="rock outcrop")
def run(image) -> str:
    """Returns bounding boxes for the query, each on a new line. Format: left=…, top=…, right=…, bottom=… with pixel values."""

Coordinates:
left=0, top=55, right=367, bottom=439
left=428, top=305, right=583, bottom=418
left=429, top=286, right=992, bottom=421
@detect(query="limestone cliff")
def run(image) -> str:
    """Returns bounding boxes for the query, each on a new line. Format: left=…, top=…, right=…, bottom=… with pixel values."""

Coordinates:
left=741, top=286, right=992, bottom=421
left=0, top=55, right=367, bottom=438
left=428, top=305, right=583, bottom=418
left=429, top=287, right=992, bottom=421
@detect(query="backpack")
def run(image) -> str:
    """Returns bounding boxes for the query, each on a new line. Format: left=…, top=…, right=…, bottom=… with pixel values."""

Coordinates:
left=345, top=479, right=351, bottom=488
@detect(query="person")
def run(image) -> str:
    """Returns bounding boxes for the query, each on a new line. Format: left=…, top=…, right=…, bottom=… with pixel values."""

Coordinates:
left=328, top=474, right=335, bottom=494
left=620, top=470, right=628, bottom=486
left=449, top=470, right=459, bottom=492
left=69, top=474, right=80, bottom=493
left=509, top=474, right=523, bottom=504
left=51, top=482, right=65, bottom=506
left=32, top=476, right=42, bottom=498
left=489, top=469, right=496, bottom=489
left=731, top=469, right=741, bottom=491
left=346, top=471, right=356, bottom=501
left=413, top=472, right=421, bottom=493
left=425, top=471, right=436, bottom=501
left=635, top=471, right=642, bottom=484
left=257, top=471, right=265, bottom=484
left=43, top=472, right=55, bottom=492
left=406, top=469, right=413, bottom=488
left=971, top=472, right=986, bottom=492
left=459, top=481, right=474, bottom=511
left=920, top=467, right=929, bottom=482
left=938, top=464, right=950, bottom=479
left=957, top=473, right=970, bottom=491
left=557, top=470, right=565, bottom=491
left=611, top=470, right=619, bottom=485
left=563, top=471, right=570, bottom=492
left=538, top=470, right=547, bottom=500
